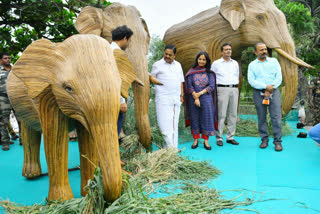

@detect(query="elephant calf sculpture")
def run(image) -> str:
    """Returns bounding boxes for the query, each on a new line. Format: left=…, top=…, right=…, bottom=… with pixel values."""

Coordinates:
left=7, top=34, right=141, bottom=202
left=164, top=0, right=314, bottom=114
left=75, top=2, right=162, bottom=149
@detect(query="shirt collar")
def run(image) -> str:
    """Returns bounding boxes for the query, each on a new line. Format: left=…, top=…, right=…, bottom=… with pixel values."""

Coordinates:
left=221, top=57, right=233, bottom=62
left=256, top=56, right=269, bottom=63
left=111, top=42, right=121, bottom=50
left=162, top=58, right=175, bottom=65
left=0, top=65, right=11, bottom=71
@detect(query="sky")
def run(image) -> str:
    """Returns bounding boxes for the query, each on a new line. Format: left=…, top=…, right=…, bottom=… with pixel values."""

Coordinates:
left=111, top=0, right=221, bottom=38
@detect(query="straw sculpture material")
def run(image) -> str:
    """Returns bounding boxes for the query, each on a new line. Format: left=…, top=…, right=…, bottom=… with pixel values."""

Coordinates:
left=163, top=0, right=314, bottom=115
left=113, top=49, right=144, bottom=98
left=6, top=34, right=140, bottom=202
left=75, top=3, right=162, bottom=149
left=1, top=149, right=262, bottom=213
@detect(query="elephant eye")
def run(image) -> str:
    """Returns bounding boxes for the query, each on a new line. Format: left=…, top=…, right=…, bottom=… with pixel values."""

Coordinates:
left=63, top=83, right=73, bottom=93
left=257, top=15, right=263, bottom=20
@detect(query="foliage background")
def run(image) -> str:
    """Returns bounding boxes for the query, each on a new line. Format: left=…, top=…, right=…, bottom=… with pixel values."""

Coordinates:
left=0, top=0, right=111, bottom=62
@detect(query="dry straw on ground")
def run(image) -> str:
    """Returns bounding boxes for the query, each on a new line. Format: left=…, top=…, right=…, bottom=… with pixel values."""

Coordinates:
left=0, top=148, right=266, bottom=214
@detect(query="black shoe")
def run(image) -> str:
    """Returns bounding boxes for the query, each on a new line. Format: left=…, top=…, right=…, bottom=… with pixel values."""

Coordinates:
left=191, top=142, right=198, bottom=149
left=11, top=134, right=19, bottom=140
left=226, top=139, right=239, bottom=145
left=297, top=132, right=307, bottom=138
left=204, top=143, right=211, bottom=150
left=217, top=140, right=223, bottom=146
left=297, top=123, right=305, bottom=129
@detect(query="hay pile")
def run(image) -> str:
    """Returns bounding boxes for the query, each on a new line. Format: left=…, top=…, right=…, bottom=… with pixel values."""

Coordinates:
left=0, top=148, right=263, bottom=214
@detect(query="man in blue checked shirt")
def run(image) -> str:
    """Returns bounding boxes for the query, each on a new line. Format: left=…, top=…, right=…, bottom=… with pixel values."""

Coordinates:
left=248, top=42, right=283, bottom=152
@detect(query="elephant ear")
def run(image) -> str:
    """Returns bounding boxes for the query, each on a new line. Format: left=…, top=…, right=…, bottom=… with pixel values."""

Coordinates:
left=113, top=49, right=143, bottom=98
left=12, top=39, right=56, bottom=98
left=219, top=0, right=245, bottom=31
left=141, top=17, right=150, bottom=53
left=75, top=6, right=103, bottom=36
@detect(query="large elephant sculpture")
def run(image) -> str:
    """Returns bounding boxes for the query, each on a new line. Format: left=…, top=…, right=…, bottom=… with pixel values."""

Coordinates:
left=164, top=0, right=314, bottom=115
left=75, top=2, right=160, bottom=149
left=7, top=34, right=142, bottom=202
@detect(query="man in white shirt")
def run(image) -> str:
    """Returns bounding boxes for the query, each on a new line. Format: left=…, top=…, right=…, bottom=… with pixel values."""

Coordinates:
left=110, top=25, right=133, bottom=136
left=211, top=43, right=240, bottom=146
left=151, top=44, right=184, bottom=149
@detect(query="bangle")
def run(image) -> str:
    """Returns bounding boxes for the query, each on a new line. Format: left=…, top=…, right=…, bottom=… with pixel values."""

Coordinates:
left=180, top=94, right=183, bottom=97
left=201, top=91, right=204, bottom=95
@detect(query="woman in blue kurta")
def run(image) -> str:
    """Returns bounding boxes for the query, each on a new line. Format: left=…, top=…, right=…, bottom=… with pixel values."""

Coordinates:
left=184, top=51, right=218, bottom=150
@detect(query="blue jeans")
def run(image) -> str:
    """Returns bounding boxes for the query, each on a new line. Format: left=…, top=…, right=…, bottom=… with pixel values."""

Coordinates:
left=253, top=88, right=282, bottom=143
left=309, top=123, right=320, bottom=144
left=117, top=112, right=125, bottom=135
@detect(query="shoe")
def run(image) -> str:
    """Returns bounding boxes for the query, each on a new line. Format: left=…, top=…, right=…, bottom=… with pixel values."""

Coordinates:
left=11, top=134, right=19, bottom=140
left=191, top=142, right=198, bottom=149
left=204, top=143, right=211, bottom=150
left=297, top=132, right=307, bottom=138
left=226, top=139, right=239, bottom=145
left=2, top=144, right=9, bottom=151
left=9, top=141, right=14, bottom=145
left=259, top=141, right=268, bottom=149
left=217, top=140, right=223, bottom=146
left=297, top=123, right=305, bottom=129
left=275, top=143, right=283, bottom=152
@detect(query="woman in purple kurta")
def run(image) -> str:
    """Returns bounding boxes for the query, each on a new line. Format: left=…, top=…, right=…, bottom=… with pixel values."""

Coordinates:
left=184, top=51, right=218, bottom=150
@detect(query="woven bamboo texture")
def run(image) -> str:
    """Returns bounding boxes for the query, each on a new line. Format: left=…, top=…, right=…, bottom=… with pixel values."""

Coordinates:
left=163, top=0, right=314, bottom=115
left=75, top=2, right=153, bottom=149
left=7, top=34, right=125, bottom=202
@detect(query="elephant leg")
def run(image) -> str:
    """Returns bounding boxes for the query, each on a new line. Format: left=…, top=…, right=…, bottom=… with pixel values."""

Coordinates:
left=38, top=91, right=73, bottom=201
left=76, top=122, right=98, bottom=196
left=133, top=83, right=151, bottom=150
left=21, top=120, right=42, bottom=178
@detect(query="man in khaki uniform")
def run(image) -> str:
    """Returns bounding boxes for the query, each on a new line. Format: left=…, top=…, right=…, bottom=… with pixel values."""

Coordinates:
left=0, top=53, right=13, bottom=150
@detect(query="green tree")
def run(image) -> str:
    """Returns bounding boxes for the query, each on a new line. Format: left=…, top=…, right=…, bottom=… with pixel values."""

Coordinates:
left=0, top=0, right=111, bottom=62
left=275, top=0, right=320, bottom=75
left=275, top=0, right=320, bottom=124
left=148, top=35, right=165, bottom=72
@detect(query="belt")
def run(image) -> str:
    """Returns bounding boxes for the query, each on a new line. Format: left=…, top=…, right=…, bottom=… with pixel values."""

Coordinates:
left=217, top=84, right=238, bottom=88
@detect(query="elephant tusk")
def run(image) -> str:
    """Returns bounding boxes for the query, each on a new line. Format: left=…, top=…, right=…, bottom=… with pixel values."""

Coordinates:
left=149, top=74, right=163, bottom=85
left=134, top=78, right=144, bottom=87
left=274, top=48, right=314, bottom=69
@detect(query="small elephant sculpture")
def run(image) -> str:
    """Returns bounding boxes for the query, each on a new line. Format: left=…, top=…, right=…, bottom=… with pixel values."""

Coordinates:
left=164, top=0, right=314, bottom=115
left=7, top=34, right=142, bottom=202
left=75, top=2, right=162, bottom=149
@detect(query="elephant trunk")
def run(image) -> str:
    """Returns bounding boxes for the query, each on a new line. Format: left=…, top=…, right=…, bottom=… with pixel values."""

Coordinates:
left=89, top=123, right=122, bottom=202
left=127, top=49, right=151, bottom=149
left=277, top=50, right=298, bottom=115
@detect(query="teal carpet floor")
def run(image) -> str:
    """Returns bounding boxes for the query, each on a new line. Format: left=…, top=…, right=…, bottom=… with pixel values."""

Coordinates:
left=0, top=116, right=319, bottom=213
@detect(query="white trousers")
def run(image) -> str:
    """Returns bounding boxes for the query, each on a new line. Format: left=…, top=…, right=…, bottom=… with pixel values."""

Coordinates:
left=156, top=102, right=181, bottom=149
